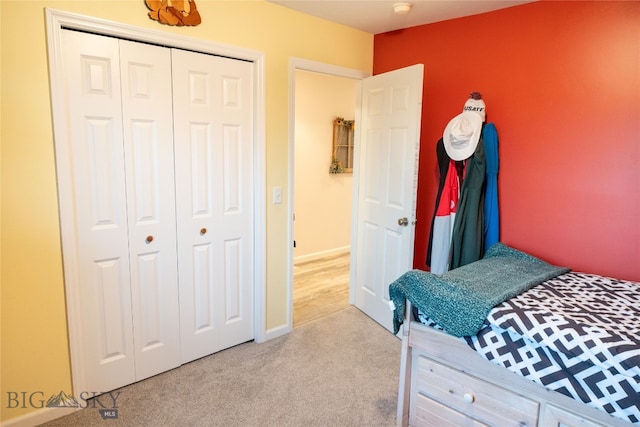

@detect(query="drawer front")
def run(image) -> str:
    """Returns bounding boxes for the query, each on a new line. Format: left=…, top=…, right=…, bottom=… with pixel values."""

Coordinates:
left=540, top=404, right=609, bottom=427
left=414, top=354, right=539, bottom=426
left=413, top=392, right=489, bottom=427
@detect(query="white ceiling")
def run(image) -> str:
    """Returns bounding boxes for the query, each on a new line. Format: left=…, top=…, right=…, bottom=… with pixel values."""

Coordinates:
left=268, top=0, right=535, bottom=34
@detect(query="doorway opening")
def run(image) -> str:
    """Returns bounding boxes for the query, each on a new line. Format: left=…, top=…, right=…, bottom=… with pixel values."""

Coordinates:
left=288, top=62, right=423, bottom=334
left=290, top=65, right=366, bottom=328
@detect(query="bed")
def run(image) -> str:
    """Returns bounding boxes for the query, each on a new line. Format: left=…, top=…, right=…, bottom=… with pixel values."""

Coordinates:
left=390, top=243, right=639, bottom=427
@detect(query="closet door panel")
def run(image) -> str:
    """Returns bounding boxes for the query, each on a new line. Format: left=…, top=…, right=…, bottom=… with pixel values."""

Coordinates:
left=222, top=238, right=242, bottom=322
left=192, top=242, right=215, bottom=332
left=119, top=40, right=181, bottom=380
left=173, top=49, right=219, bottom=363
left=172, top=49, right=254, bottom=363
left=210, top=56, right=255, bottom=351
left=61, top=29, right=136, bottom=392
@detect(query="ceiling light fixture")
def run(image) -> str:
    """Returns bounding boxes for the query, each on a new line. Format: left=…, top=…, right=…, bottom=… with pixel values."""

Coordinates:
left=393, top=2, right=412, bottom=15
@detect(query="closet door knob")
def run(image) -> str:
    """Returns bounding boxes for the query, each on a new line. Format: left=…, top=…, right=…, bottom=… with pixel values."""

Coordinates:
left=398, top=217, right=409, bottom=227
left=145, top=235, right=154, bottom=244
left=200, top=228, right=207, bottom=235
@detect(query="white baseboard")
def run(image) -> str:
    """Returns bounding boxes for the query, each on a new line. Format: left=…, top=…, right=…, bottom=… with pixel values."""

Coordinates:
left=2, top=406, right=77, bottom=427
left=263, top=323, right=290, bottom=341
left=294, top=246, right=350, bottom=265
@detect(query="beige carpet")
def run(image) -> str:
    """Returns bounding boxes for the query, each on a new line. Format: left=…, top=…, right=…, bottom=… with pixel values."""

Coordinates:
left=40, top=306, right=401, bottom=427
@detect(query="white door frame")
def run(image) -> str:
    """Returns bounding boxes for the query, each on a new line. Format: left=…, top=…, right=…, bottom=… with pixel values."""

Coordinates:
left=45, top=8, right=267, bottom=398
left=286, top=59, right=370, bottom=330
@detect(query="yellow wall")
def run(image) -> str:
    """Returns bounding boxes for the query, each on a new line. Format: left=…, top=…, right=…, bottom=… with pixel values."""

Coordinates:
left=294, top=70, right=356, bottom=261
left=0, top=0, right=372, bottom=422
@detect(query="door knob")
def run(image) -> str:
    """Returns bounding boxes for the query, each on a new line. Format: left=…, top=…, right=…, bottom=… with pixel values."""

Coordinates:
left=398, top=217, right=409, bottom=227
left=145, top=235, right=154, bottom=243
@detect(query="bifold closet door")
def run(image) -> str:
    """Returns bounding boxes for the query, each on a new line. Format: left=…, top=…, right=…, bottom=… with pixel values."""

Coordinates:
left=119, top=39, right=181, bottom=381
left=171, top=49, right=255, bottom=364
left=60, top=30, right=180, bottom=392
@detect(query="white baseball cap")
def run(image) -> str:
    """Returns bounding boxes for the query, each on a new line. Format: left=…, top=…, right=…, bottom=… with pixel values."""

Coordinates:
left=463, top=97, right=486, bottom=122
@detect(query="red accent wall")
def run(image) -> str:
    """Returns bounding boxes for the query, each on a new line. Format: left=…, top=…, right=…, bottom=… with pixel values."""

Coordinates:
left=374, top=1, right=640, bottom=281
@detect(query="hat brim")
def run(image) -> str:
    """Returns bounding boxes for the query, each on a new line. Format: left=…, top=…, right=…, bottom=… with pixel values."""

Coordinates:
left=443, top=111, right=482, bottom=161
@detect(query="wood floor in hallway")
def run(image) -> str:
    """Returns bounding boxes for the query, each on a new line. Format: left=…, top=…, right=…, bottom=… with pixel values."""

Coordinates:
left=293, top=252, right=350, bottom=328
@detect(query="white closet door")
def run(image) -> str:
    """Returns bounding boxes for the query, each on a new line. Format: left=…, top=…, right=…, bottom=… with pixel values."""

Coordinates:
left=60, top=30, right=181, bottom=392
left=172, top=49, right=255, bottom=363
left=61, top=30, right=135, bottom=392
left=119, top=40, right=181, bottom=380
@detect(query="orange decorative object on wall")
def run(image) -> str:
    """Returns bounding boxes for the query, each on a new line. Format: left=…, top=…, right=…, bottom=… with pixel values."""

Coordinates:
left=146, top=0, right=201, bottom=26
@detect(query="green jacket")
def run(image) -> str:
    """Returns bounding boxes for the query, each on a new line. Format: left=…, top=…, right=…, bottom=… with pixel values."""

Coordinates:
left=450, top=137, right=486, bottom=269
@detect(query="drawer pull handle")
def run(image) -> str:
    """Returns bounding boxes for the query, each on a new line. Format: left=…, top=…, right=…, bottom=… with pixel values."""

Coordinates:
left=200, top=228, right=207, bottom=235
left=145, top=235, right=154, bottom=244
left=463, top=393, right=475, bottom=403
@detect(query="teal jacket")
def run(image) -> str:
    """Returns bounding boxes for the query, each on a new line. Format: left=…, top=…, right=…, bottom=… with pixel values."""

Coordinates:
left=483, top=123, right=499, bottom=251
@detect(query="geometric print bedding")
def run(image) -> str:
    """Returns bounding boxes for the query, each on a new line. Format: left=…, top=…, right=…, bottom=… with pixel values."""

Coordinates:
left=417, top=272, right=640, bottom=424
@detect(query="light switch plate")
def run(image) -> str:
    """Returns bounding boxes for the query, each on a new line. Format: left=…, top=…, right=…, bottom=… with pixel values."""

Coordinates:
left=273, top=186, right=282, bottom=204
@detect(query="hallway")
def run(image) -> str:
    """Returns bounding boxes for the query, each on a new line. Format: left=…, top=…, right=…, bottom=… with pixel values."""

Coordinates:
left=293, top=252, right=350, bottom=327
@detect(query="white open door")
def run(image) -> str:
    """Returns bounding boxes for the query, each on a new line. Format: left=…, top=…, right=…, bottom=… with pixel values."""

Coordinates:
left=351, top=64, right=424, bottom=333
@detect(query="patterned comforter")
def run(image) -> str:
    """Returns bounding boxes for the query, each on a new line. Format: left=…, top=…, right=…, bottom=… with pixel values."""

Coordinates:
left=417, top=272, right=640, bottom=424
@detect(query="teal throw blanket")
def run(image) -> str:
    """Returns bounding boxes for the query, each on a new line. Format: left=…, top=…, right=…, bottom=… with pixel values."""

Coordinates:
left=390, top=243, right=570, bottom=337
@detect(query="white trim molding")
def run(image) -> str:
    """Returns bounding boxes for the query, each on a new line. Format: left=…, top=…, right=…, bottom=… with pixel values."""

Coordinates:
left=293, top=246, right=351, bottom=265
left=1, top=407, right=76, bottom=427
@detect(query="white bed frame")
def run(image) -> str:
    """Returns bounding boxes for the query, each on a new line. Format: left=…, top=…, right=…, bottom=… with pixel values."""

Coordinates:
left=396, top=302, right=634, bottom=427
